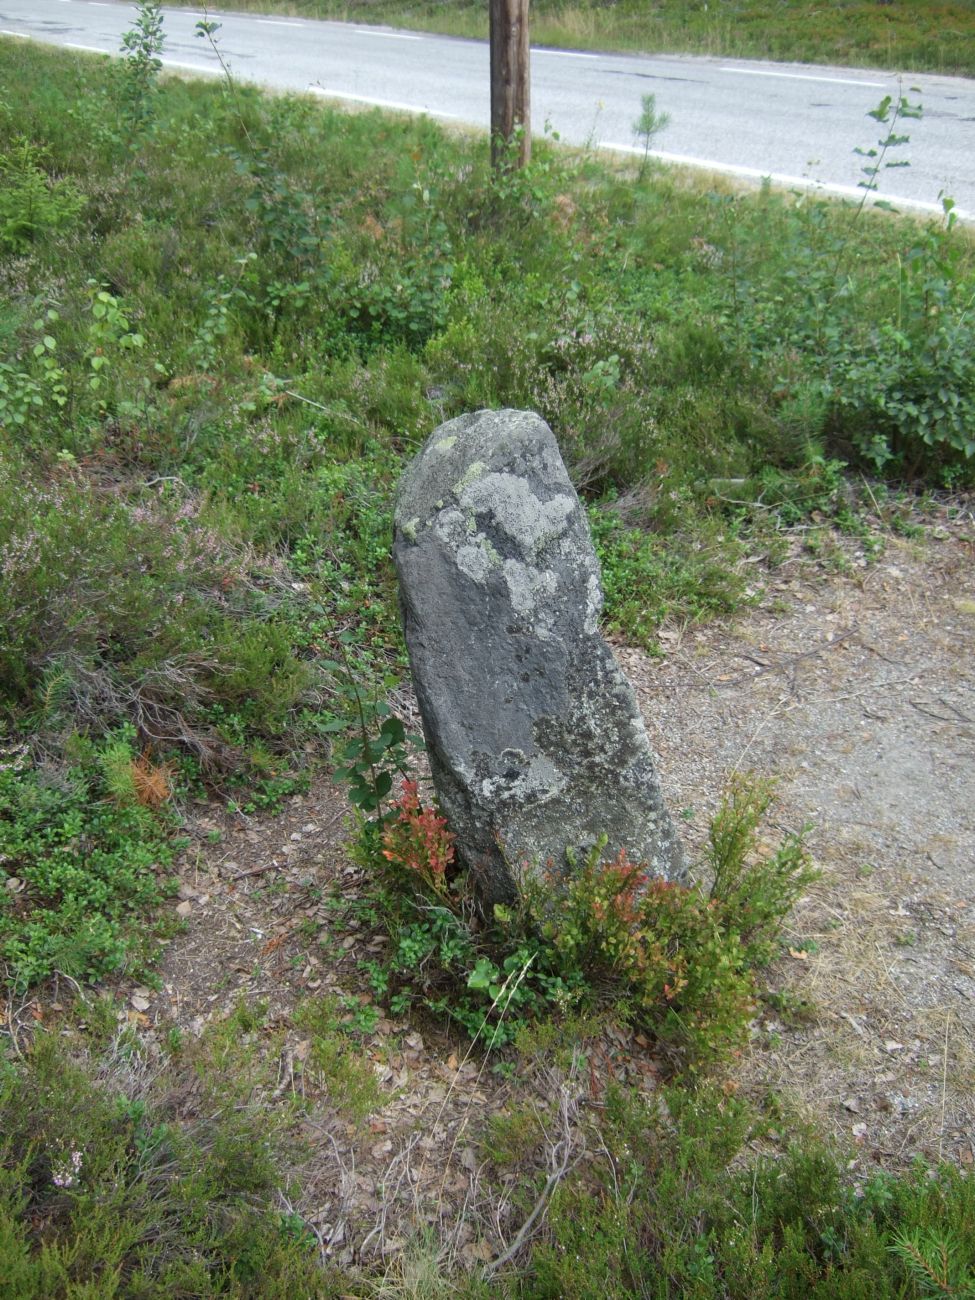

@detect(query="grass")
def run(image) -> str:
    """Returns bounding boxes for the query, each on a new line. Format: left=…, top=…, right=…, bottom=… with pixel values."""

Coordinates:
left=167, top=0, right=975, bottom=76
left=0, top=23, right=973, bottom=1295
left=5, top=1008, right=973, bottom=1297
left=0, top=1007, right=350, bottom=1297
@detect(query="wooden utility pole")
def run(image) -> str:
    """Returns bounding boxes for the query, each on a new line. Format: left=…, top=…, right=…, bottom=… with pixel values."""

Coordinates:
left=489, top=0, right=531, bottom=169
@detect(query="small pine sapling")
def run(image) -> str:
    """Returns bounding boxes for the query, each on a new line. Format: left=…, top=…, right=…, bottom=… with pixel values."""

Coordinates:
left=632, top=93, right=671, bottom=178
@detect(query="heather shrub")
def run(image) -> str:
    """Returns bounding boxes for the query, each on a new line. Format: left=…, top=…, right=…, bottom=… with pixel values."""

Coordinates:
left=0, top=1025, right=340, bottom=1295
left=0, top=458, right=312, bottom=762
left=528, top=1082, right=975, bottom=1298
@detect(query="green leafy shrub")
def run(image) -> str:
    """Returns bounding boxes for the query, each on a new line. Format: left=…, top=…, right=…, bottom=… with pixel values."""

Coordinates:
left=118, top=0, right=165, bottom=139
left=381, top=777, right=454, bottom=894
left=0, top=310, right=68, bottom=431
left=825, top=264, right=975, bottom=474
left=529, top=845, right=756, bottom=1066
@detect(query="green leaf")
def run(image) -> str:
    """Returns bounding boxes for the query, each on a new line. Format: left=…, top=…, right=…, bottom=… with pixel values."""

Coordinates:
left=379, top=716, right=405, bottom=744
left=467, top=957, right=500, bottom=992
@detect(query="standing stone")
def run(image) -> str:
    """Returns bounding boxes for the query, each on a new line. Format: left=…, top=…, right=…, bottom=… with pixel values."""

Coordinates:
left=393, top=409, right=685, bottom=906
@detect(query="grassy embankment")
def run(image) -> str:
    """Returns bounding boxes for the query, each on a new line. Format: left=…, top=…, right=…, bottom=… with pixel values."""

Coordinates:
left=1, top=25, right=974, bottom=1296
left=171, top=0, right=975, bottom=76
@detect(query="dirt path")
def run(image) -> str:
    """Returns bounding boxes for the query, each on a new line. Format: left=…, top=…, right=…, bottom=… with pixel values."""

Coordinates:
left=143, top=508, right=974, bottom=1262
left=625, top=515, right=975, bottom=1169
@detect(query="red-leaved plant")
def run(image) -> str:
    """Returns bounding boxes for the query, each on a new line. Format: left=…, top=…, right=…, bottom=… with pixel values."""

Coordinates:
left=381, top=779, right=455, bottom=895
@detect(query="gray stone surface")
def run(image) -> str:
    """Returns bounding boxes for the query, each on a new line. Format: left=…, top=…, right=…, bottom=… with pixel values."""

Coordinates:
left=393, top=409, right=685, bottom=905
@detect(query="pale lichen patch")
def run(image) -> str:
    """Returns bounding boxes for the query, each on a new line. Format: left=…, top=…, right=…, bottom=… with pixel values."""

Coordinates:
left=460, top=473, right=574, bottom=556
left=453, top=460, right=487, bottom=496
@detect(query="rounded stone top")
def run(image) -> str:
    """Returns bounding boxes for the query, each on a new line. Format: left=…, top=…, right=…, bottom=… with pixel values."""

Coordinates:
left=394, top=409, right=576, bottom=541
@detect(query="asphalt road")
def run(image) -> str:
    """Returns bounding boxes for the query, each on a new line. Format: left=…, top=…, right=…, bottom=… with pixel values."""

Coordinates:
left=3, top=0, right=974, bottom=220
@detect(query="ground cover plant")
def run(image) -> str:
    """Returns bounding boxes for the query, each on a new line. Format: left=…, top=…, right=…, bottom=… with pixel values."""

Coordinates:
left=0, top=1008, right=351, bottom=1296
left=168, top=0, right=975, bottom=76
left=1, top=18, right=974, bottom=1295
left=339, top=759, right=817, bottom=1069
left=514, top=1082, right=975, bottom=1298
left=0, top=730, right=178, bottom=991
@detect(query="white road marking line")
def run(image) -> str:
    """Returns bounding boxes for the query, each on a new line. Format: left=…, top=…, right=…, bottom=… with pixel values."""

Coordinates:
left=256, top=19, right=305, bottom=27
left=601, top=141, right=972, bottom=221
left=308, top=85, right=461, bottom=119
left=353, top=28, right=422, bottom=40
left=532, top=49, right=599, bottom=60
left=718, top=65, right=886, bottom=88
left=65, top=41, right=109, bottom=52
left=162, top=58, right=220, bottom=73
left=0, top=29, right=28, bottom=37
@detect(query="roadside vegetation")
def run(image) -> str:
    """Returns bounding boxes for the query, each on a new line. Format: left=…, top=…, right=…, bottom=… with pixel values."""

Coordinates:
left=172, top=0, right=975, bottom=77
left=1, top=16, right=973, bottom=1294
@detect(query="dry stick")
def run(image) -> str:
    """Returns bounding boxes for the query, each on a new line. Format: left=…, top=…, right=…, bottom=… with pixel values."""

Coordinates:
left=482, top=1090, right=580, bottom=1279
left=230, top=861, right=281, bottom=881
left=910, top=698, right=974, bottom=725
left=722, top=625, right=858, bottom=687
left=3, top=996, right=23, bottom=1058
left=731, top=694, right=796, bottom=773
left=298, top=1120, right=357, bottom=1257
left=360, top=1134, right=425, bottom=1258
left=281, top=389, right=365, bottom=426
left=480, top=1051, right=586, bottom=1276
left=873, top=941, right=910, bottom=1010
left=52, top=968, right=90, bottom=1009
left=820, top=674, right=921, bottom=705
left=939, top=1012, right=951, bottom=1162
